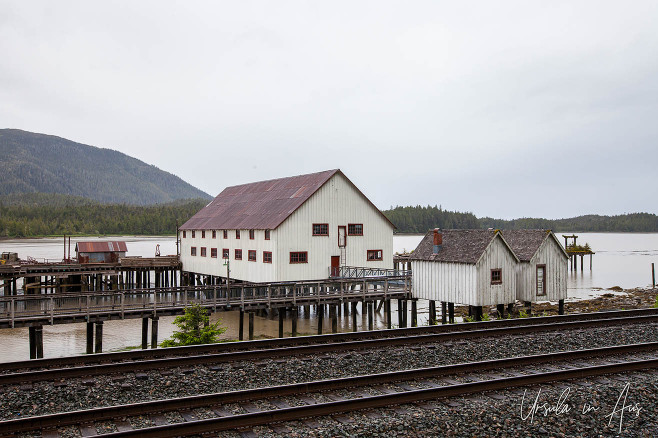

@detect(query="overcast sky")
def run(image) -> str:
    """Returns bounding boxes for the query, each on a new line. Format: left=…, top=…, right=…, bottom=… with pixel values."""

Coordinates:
left=1, top=1, right=657, bottom=219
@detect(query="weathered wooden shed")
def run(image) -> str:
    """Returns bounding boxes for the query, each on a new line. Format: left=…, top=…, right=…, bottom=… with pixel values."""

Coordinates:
left=410, top=229, right=519, bottom=320
left=501, top=229, right=568, bottom=307
left=76, top=241, right=127, bottom=264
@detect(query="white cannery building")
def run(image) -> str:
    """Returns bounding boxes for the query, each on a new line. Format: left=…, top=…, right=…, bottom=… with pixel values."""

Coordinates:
left=179, top=169, right=395, bottom=283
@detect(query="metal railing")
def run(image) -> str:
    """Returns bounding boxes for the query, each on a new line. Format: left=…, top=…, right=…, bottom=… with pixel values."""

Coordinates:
left=0, top=277, right=411, bottom=327
left=330, top=266, right=412, bottom=279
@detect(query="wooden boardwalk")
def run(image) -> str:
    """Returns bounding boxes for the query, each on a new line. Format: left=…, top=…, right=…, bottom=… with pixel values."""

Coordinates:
left=0, top=276, right=411, bottom=329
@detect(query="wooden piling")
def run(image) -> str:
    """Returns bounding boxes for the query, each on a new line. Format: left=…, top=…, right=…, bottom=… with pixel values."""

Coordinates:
left=429, top=300, right=436, bottom=325
left=248, top=312, right=255, bottom=340
left=497, top=303, right=505, bottom=319
left=141, top=317, right=149, bottom=349
left=331, top=305, right=338, bottom=333
left=397, top=299, right=404, bottom=327
left=368, top=301, right=374, bottom=331
left=352, top=302, right=358, bottom=332
left=448, top=302, right=454, bottom=324
left=317, top=304, right=324, bottom=334
left=278, top=309, right=284, bottom=338
left=558, top=299, right=565, bottom=315
left=86, top=322, right=94, bottom=354
left=34, top=325, right=43, bottom=358
left=441, top=301, right=447, bottom=324
left=29, top=326, right=37, bottom=359
left=411, top=300, right=417, bottom=327
left=292, top=307, right=298, bottom=337
left=239, top=310, right=244, bottom=341
left=652, top=263, right=655, bottom=289
left=95, top=321, right=103, bottom=353
left=150, top=316, right=158, bottom=349
left=386, top=299, right=392, bottom=329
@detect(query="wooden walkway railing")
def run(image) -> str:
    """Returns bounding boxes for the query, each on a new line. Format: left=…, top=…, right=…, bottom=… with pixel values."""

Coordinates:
left=330, top=266, right=411, bottom=279
left=0, top=276, right=411, bottom=328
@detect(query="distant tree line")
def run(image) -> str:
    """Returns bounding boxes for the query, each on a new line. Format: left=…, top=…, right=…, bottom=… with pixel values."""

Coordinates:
left=0, top=195, right=208, bottom=238
left=383, top=205, right=658, bottom=233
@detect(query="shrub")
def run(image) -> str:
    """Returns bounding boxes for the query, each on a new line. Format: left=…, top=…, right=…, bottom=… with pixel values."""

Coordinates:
left=161, top=303, right=226, bottom=347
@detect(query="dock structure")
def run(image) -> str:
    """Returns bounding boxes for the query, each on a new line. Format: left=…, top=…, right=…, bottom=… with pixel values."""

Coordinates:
left=0, top=271, right=410, bottom=358
left=562, top=234, right=595, bottom=271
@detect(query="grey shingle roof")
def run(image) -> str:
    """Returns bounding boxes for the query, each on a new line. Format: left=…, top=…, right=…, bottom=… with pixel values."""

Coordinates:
left=500, top=229, right=550, bottom=262
left=409, top=229, right=498, bottom=264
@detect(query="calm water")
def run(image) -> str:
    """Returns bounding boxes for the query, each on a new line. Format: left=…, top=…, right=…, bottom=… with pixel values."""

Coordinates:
left=1, top=233, right=656, bottom=362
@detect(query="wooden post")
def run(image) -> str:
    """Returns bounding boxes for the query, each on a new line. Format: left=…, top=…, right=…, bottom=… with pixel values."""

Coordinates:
left=141, top=317, right=149, bottom=349
left=441, top=301, right=447, bottom=324
left=429, top=301, right=436, bottom=325
left=402, top=300, right=408, bottom=328
left=248, top=312, right=255, bottom=340
left=558, top=299, right=565, bottom=315
left=292, top=307, right=298, bottom=337
left=29, top=326, right=37, bottom=359
left=524, top=301, right=532, bottom=316
left=507, top=303, right=514, bottom=316
left=497, top=304, right=505, bottom=319
left=411, top=300, right=417, bottom=327
left=590, top=254, right=593, bottom=270
left=397, top=299, right=403, bottom=327
left=150, top=316, right=159, bottom=349
left=368, top=301, right=374, bottom=331
left=386, top=299, right=392, bottom=329
left=317, top=304, right=324, bottom=334
left=278, top=308, right=284, bottom=338
left=448, top=302, right=454, bottom=324
left=331, top=304, right=338, bottom=333
left=652, top=263, right=655, bottom=289
left=95, top=321, right=103, bottom=353
left=34, top=325, right=43, bottom=359
left=352, top=302, right=358, bottom=332
left=474, top=306, right=483, bottom=321
left=580, top=254, right=584, bottom=272
left=239, top=310, right=244, bottom=341
left=86, top=321, right=94, bottom=354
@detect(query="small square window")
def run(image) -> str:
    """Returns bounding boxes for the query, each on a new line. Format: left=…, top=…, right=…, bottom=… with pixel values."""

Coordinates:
left=212, top=230, right=216, bottom=239
left=222, top=248, right=229, bottom=259
left=211, top=248, right=217, bottom=258
left=348, top=224, right=363, bottom=236
left=491, top=269, right=502, bottom=285
left=236, top=230, right=240, bottom=239
left=201, top=230, right=206, bottom=239
left=249, top=230, right=255, bottom=240
left=192, top=231, right=196, bottom=238
left=265, top=230, right=271, bottom=240
left=200, top=247, right=207, bottom=257
left=367, top=249, right=382, bottom=261
left=191, top=247, right=197, bottom=256
left=248, top=250, right=256, bottom=261
left=223, top=230, right=228, bottom=239
left=313, top=223, right=329, bottom=236
left=235, top=249, right=242, bottom=260
left=263, top=251, right=272, bottom=263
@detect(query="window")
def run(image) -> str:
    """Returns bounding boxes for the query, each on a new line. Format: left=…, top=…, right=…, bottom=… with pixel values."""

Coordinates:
left=367, top=250, right=383, bottom=261
left=182, top=230, right=186, bottom=238
left=222, top=248, right=229, bottom=259
left=192, top=231, right=196, bottom=238
left=289, top=252, right=308, bottom=264
left=236, top=230, right=240, bottom=239
left=235, top=249, right=242, bottom=260
left=200, top=247, right=207, bottom=257
left=191, top=247, right=197, bottom=256
left=249, top=229, right=255, bottom=240
left=201, top=230, right=206, bottom=239
left=537, top=265, right=546, bottom=296
left=313, top=223, right=329, bottom=236
left=265, top=230, right=271, bottom=240
left=263, top=251, right=272, bottom=263
left=348, top=224, right=363, bottom=236
left=223, top=230, right=228, bottom=239
left=212, top=230, right=216, bottom=239
left=211, top=248, right=217, bottom=258
left=248, top=250, right=256, bottom=261
left=491, top=269, right=502, bottom=285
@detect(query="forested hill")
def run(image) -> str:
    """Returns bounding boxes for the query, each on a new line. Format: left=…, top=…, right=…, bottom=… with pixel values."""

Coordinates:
left=383, top=206, right=658, bottom=233
left=0, top=129, right=211, bottom=205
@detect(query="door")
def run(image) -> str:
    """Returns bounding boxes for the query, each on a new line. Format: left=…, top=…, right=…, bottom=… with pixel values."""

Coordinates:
left=338, top=226, right=346, bottom=247
left=536, top=265, right=546, bottom=296
left=331, top=256, right=340, bottom=277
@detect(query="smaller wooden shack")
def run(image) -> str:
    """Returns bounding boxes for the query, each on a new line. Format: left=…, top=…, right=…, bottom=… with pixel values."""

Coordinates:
left=410, top=229, right=519, bottom=320
left=501, top=230, right=568, bottom=306
left=76, top=241, right=127, bottom=264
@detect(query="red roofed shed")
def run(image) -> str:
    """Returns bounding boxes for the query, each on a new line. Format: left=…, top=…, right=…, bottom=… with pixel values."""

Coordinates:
left=75, top=241, right=128, bottom=264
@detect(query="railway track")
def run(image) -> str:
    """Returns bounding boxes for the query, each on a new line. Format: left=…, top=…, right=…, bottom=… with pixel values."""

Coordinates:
left=2, top=342, right=656, bottom=437
left=1, top=309, right=657, bottom=386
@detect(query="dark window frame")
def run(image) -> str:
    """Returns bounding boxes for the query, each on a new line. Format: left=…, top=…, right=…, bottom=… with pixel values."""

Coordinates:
left=191, top=247, right=197, bottom=256
left=236, top=230, right=240, bottom=239
left=222, top=248, right=229, bottom=259
left=249, top=230, right=255, bottom=240
left=289, top=251, right=308, bottom=264
left=536, top=264, right=547, bottom=296
left=491, top=269, right=502, bottom=285
left=248, top=250, right=257, bottom=261
left=265, top=230, right=271, bottom=240
left=182, top=230, right=186, bottom=238
left=192, top=231, right=196, bottom=238
left=367, top=249, right=383, bottom=261
left=223, top=230, right=228, bottom=239
left=211, top=248, right=217, bottom=258
left=200, top=247, right=207, bottom=257
left=212, top=230, right=216, bottom=239
left=201, top=230, right=206, bottom=239
left=235, top=249, right=242, bottom=260
left=348, top=224, right=363, bottom=236
left=312, top=223, right=329, bottom=236
left=263, top=251, right=272, bottom=263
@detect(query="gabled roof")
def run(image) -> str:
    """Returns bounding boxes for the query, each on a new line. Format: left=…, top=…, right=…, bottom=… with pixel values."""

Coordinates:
left=180, top=169, right=394, bottom=230
left=76, top=241, right=128, bottom=253
left=409, top=229, right=518, bottom=264
left=502, top=229, right=568, bottom=261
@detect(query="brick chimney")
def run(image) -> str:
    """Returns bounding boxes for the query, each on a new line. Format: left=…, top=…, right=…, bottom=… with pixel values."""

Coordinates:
left=433, top=228, right=442, bottom=254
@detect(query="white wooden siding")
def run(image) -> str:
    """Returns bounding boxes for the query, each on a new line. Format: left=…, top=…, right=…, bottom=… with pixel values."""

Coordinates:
left=474, top=236, right=517, bottom=306
left=411, top=261, right=476, bottom=303
left=275, top=173, right=394, bottom=281
left=516, top=236, right=568, bottom=302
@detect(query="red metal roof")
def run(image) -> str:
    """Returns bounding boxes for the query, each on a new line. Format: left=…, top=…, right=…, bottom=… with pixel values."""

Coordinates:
left=76, top=241, right=128, bottom=253
left=180, top=169, right=394, bottom=230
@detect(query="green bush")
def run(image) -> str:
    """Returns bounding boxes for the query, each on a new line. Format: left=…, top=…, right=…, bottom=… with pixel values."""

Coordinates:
left=161, top=303, right=226, bottom=347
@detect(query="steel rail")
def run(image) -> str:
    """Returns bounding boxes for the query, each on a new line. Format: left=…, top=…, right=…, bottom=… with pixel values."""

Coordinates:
left=2, top=307, right=656, bottom=373
left=2, top=313, right=657, bottom=386
left=1, top=342, right=656, bottom=436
